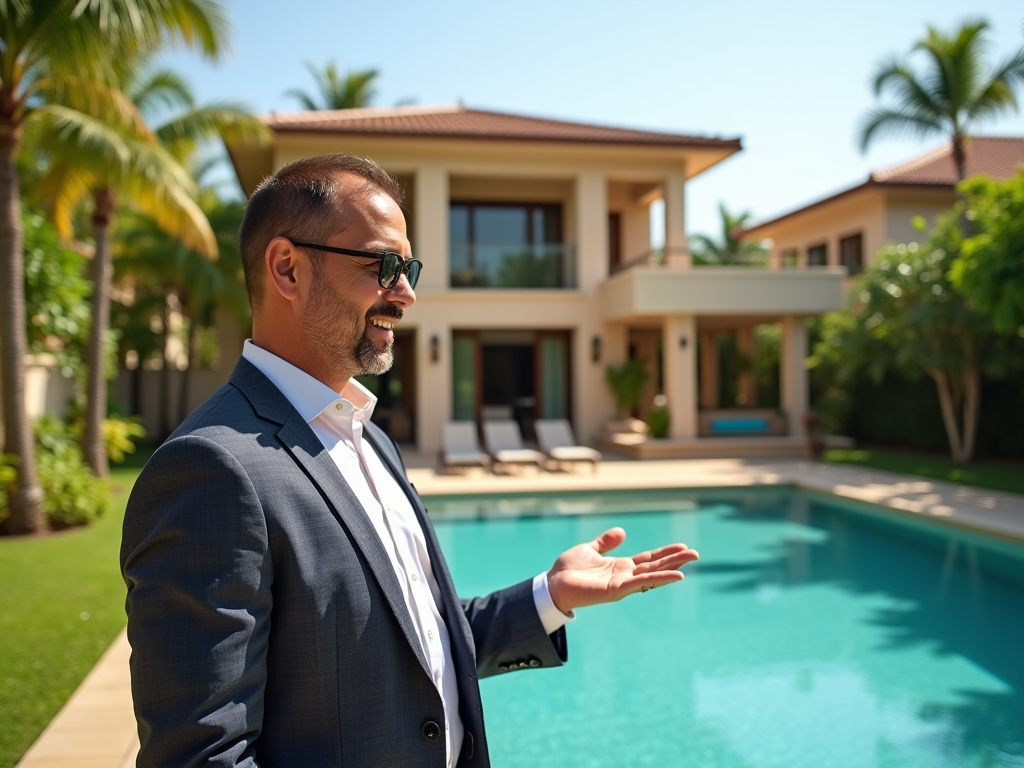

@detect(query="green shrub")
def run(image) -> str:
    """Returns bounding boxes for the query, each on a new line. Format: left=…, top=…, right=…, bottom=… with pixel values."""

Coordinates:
left=604, top=359, right=650, bottom=417
left=33, top=417, right=108, bottom=529
left=646, top=406, right=670, bottom=438
left=103, top=415, right=147, bottom=464
left=0, top=455, right=16, bottom=526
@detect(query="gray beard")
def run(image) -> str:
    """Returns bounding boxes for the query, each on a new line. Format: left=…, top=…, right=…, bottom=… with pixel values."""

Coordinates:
left=355, top=330, right=394, bottom=375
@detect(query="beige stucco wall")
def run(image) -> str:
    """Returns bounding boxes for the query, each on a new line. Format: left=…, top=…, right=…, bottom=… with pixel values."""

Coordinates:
left=883, top=188, right=956, bottom=250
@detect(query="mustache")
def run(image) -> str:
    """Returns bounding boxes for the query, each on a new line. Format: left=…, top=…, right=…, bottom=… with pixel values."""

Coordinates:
left=367, top=303, right=403, bottom=321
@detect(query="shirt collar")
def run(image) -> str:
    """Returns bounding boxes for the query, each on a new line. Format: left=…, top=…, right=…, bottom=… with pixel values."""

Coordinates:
left=242, top=340, right=377, bottom=424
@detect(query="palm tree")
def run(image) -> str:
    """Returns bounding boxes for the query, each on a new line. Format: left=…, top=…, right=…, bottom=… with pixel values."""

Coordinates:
left=858, top=19, right=1024, bottom=181
left=285, top=62, right=379, bottom=110
left=689, top=204, right=768, bottom=265
left=39, top=61, right=268, bottom=476
left=0, top=0, right=226, bottom=533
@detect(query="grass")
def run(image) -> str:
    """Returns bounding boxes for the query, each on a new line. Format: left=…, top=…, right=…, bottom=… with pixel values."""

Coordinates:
left=824, top=447, right=1024, bottom=496
left=0, top=449, right=149, bottom=768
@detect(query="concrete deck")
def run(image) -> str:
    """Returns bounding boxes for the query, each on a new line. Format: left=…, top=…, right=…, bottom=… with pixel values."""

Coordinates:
left=16, top=457, right=1024, bottom=768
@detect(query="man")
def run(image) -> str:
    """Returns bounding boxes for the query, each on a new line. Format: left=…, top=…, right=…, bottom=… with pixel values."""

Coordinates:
left=121, top=154, right=698, bottom=767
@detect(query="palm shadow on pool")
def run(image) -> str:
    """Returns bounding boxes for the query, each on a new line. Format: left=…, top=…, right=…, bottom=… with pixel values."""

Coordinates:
left=689, top=494, right=1024, bottom=761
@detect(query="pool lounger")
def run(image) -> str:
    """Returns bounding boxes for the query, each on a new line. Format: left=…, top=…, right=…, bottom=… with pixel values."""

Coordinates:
left=535, top=419, right=601, bottom=472
left=482, top=420, right=546, bottom=471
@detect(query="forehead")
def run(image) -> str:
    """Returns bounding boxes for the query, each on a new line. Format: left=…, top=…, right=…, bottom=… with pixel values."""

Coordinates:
left=331, top=180, right=406, bottom=236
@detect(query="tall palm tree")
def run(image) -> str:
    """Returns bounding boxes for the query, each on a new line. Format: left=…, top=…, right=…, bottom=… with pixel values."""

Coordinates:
left=39, top=62, right=268, bottom=476
left=858, top=19, right=1024, bottom=181
left=285, top=62, right=379, bottom=110
left=0, top=0, right=226, bottom=533
left=689, top=204, right=768, bottom=265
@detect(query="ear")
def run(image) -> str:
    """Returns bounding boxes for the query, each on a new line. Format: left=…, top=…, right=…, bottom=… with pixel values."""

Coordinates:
left=265, top=237, right=303, bottom=302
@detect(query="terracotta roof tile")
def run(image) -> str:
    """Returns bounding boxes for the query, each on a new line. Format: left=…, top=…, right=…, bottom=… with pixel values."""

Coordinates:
left=872, top=136, right=1024, bottom=185
left=263, top=104, right=740, bottom=149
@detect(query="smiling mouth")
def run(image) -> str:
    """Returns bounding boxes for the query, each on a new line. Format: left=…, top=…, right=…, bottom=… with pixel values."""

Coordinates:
left=369, top=318, right=396, bottom=330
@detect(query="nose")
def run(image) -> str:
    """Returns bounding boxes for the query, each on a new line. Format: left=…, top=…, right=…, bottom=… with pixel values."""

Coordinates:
left=383, top=273, right=416, bottom=307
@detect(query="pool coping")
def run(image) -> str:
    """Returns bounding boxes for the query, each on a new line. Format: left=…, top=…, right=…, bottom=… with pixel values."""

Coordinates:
left=14, top=457, right=1024, bottom=768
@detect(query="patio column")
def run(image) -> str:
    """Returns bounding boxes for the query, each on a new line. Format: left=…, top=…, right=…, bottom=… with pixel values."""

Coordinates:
left=575, top=171, right=607, bottom=291
left=663, top=314, right=697, bottom=438
left=780, top=315, right=808, bottom=436
left=698, top=330, right=719, bottom=409
left=663, top=170, right=689, bottom=268
left=414, top=165, right=449, bottom=291
left=736, top=325, right=757, bottom=406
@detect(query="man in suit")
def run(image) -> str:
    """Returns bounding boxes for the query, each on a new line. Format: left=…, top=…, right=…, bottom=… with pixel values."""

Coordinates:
left=121, top=154, right=698, bottom=767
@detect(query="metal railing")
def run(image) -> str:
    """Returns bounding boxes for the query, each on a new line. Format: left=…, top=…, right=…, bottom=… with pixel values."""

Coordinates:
left=450, top=243, right=577, bottom=289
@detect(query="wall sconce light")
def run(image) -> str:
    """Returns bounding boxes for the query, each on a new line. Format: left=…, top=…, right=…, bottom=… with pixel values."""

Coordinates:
left=430, top=334, right=440, bottom=364
left=591, top=335, right=602, bottom=363
left=679, top=336, right=688, bottom=349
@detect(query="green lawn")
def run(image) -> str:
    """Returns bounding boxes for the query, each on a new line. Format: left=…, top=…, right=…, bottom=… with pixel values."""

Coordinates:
left=0, top=453, right=147, bottom=768
left=824, top=447, right=1024, bottom=496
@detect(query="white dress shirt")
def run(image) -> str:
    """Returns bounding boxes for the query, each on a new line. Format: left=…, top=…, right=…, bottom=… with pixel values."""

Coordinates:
left=242, top=341, right=571, bottom=766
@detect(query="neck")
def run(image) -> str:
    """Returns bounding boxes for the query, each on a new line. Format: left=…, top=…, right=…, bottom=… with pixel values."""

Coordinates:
left=251, top=322, right=353, bottom=394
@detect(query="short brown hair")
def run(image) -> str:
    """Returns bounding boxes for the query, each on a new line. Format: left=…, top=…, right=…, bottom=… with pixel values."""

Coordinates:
left=238, top=154, right=404, bottom=311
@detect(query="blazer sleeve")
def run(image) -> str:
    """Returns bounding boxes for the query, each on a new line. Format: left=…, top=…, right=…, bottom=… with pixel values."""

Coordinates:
left=120, top=435, right=272, bottom=768
left=461, top=582, right=568, bottom=679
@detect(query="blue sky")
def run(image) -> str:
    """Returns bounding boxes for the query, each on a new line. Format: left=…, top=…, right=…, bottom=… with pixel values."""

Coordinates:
left=159, top=0, right=1024, bottom=239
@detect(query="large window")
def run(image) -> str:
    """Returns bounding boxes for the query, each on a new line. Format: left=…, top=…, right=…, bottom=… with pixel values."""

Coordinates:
left=807, top=242, right=828, bottom=267
left=839, top=233, right=864, bottom=275
left=449, top=202, right=575, bottom=288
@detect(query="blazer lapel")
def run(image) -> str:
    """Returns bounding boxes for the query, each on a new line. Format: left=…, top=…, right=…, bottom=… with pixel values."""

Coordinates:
left=230, top=358, right=432, bottom=678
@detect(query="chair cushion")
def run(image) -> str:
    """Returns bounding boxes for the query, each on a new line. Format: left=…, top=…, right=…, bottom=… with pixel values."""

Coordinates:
left=549, top=446, right=602, bottom=462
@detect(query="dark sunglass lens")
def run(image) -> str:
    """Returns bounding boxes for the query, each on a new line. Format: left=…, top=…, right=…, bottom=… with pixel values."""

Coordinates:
left=406, top=260, right=421, bottom=289
left=379, top=253, right=402, bottom=288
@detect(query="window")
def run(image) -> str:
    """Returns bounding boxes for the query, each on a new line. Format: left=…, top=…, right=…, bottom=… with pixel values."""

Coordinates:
left=449, top=202, right=574, bottom=288
left=807, top=243, right=828, bottom=267
left=608, top=212, right=622, bottom=272
left=839, top=233, right=864, bottom=275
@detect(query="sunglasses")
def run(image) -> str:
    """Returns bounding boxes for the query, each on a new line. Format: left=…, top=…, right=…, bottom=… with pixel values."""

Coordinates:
left=289, top=240, right=422, bottom=290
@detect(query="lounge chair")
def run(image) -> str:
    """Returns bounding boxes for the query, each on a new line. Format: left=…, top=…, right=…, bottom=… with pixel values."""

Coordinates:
left=481, top=420, right=546, bottom=472
left=440, top=422, right=491, bottom=474
left=535, top=419, right=602, bottom=472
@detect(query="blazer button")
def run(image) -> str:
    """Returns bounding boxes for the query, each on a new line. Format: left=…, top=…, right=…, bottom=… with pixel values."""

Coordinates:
left=529, top=658, right=541, bottom=667
left=421, top=720, right=442, bottom=742
left=498, top=663, right=509, bottom=672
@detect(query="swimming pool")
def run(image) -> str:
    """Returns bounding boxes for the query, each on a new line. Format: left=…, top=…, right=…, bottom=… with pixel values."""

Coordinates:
left=428, top=488, right=1024, bottom=768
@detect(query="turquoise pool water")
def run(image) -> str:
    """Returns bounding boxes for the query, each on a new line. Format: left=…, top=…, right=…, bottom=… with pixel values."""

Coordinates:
left=428, top=488, right=1024, bottom=768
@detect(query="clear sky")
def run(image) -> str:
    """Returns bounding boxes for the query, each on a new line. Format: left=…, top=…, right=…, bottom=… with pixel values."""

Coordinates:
left=159, top=0, right=1024, bottom=240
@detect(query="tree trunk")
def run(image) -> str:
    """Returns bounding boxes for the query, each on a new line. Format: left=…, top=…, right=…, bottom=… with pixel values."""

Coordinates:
left=159, top=296, right=173, bottom=441
left=961, top=365, right=980, bottom=464
left=929, top=367, right=967, bottom=463
left=83, top=187, right=115, bottom=478
left=178, top=315, right=195, bottom=424
left=952, top=133, right=972, bottom=239
left=0, top=122, right=44, bottom=534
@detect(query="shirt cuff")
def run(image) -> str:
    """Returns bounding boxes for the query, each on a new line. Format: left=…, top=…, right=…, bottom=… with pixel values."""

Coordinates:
left=532, top=571, right=575, bottom=635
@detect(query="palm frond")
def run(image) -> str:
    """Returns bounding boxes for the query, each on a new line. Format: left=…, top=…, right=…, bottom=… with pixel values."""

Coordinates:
left=857, top=106, right=942, bottom=152
left=70, top=0, right=229, bottom=60
left=156, top=102, right=270, bottom=159
left=129, top=67, right=195, bottom=115
left=30, top=73, right=150, bottom=136
left=283, top=87, right=319, bottom=111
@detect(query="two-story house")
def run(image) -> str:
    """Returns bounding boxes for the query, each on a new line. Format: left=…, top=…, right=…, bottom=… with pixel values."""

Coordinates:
left=226, top=105, right=845, bottom=457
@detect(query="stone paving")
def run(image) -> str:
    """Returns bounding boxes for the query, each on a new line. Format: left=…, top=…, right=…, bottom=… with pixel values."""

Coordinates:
left=15, top=456, right=1024, bottom=768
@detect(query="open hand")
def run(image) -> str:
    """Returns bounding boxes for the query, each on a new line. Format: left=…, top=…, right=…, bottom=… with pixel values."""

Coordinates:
left=546, top=527, right=699, bottom=614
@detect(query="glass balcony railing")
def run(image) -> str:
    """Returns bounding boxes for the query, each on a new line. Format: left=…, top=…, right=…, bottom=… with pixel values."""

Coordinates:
left=450, top=243, right=577, bottom=289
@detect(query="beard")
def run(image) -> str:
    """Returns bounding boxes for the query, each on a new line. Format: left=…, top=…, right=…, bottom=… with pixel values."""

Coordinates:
left=303, top=277, right=402, bottom=378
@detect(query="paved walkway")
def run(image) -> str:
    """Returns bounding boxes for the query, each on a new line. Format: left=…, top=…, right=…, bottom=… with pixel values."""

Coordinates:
left=16, top=457, right=1024, bottom=768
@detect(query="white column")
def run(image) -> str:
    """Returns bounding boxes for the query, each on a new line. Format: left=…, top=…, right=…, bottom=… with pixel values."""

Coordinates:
left=663, top=314, right=697, bottom=438
left=663, top=170, right=689, bottom=268
left=780, top=315, right=808, bottom=436
left=413, top=166, right=449, bottom=291
left=415, top=324, right=450, bottom=455
left=575, top=171, right=607, bottom=291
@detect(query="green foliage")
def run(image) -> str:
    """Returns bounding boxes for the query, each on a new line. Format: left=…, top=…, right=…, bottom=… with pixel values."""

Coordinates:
left=689, top=203, right=768, bottom=265
left=285, top=62, right=379, bottom=110
left=0, top=456, right=16, bottom=525
left=32, top=418, right=108, bottom=529
left=604, top=360, right=650, bottom=417
left=858, top=18, right=1024, bottom=172
left=951, top=170, right=1024, bottom=333
left=101, top=415, right=147, bottom=464
left=22, top=209, right=92, bottom=377
left=645, top=406, right=670, bottom=438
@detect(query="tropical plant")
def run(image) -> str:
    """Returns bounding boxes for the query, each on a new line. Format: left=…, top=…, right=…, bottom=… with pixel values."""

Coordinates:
left=604, top=359, right=650, bottom=419
left=810, top=210, right=1016, bottom=463
left=285, top=62, right=379, bottom=110
left=0, top=0, right=227, bottom=533
left=33, top=416, right=108, bottom=529
left=858, top=19, right=1024, bottom=182
left=39, top=57, right=267, bottom=477
left=689, top=204, right=768, bottom=265
left=950, top=170, right=1024, bottom=334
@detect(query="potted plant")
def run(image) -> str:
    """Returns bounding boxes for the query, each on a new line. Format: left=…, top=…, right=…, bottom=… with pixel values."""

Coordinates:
left=604, top=359, right=650, bottom=435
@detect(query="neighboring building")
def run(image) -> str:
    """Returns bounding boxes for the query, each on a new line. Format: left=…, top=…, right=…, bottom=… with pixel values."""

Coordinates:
left=227, top=105, right=845, bottom=456
left=741, top=136, right=1024, bottom=274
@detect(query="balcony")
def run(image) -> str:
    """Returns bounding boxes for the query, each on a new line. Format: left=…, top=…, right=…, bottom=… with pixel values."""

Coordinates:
left=602, top=248, right=846, bottom=319
left=450, top=243, right=577, bottom=289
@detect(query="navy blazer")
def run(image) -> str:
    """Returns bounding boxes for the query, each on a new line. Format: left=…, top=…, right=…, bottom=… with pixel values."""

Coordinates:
left=121, top=358, right=567, bottom=767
